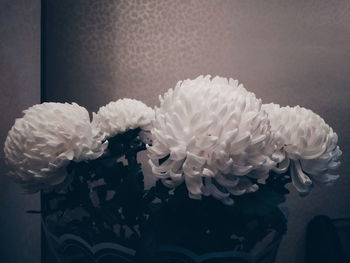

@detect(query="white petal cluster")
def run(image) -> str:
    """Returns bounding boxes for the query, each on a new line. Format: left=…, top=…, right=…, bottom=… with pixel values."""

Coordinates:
left=148, top=75, right=276, bottom=204
left=92, top=98, right=155, bottom=140
left=4, top=102, right=107, bottom=193
left=263, top=103, right=342, bottom=194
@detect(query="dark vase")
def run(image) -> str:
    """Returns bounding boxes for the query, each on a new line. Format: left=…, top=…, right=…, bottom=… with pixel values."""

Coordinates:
left=42, top=182, right=287, bottom=263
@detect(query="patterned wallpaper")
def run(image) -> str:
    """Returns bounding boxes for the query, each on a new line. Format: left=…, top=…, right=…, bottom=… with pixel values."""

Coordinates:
left=45, top=1, right=350, bottom=262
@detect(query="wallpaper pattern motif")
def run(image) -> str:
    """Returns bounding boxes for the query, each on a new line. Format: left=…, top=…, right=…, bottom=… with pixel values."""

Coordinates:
left=45, top=1, right=350, bottom=262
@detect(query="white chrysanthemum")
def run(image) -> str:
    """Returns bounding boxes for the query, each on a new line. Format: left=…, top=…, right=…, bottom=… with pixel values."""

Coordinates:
left=92, top=98, right=155, bottom=141
left=148, top=75, right=277, bottom=205
left=263, top=103, right=342, bottom=194
left=4, top=102, right=107, bottom=193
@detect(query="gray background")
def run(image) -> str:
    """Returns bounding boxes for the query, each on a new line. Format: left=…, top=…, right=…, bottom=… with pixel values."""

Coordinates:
left=0, top=0, right=41, bottom=262
left=0, top=0, right=349, bottom=262
left=45, top=1, right=350, bottom=262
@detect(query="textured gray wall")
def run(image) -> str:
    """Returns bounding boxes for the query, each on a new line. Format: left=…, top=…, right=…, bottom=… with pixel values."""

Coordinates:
left=0, top=0, right=41, bottom=262
left=45, top=1, right=350, bottom=262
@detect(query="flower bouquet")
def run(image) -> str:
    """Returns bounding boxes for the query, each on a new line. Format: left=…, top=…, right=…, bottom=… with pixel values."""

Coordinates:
left=4, top=76, right=341, bottom=263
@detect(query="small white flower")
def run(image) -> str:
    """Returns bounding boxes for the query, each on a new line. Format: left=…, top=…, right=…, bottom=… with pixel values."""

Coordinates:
left=263, top=103, right=342, bottom=194
left=92, top=98, right=155, bottom=141
left=148, top=75, right=276, bottom=205
left=4, top=102, right=107, bottom=193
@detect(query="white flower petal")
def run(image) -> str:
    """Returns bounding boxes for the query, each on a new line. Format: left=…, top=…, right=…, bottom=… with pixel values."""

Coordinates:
left=263, top=103, right=341, bottom=194
left=92, top=98, right=154, bottom=140
left=148, top=75, right=276, bottom=203
left=4, top=102, right=106, bottom=192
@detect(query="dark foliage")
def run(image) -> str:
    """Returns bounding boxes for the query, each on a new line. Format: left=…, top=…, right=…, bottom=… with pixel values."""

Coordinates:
left=42, top=128, right=289, bottom=262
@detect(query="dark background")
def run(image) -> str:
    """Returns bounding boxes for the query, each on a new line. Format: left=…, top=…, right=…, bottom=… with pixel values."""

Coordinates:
left=1, top=1, right=350, bottom=262
left=0, top=0, right=40, bottom=263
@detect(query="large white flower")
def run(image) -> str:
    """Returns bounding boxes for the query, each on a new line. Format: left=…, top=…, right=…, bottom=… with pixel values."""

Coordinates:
left=92, top=98, right=155, bottom=140
left=4, top=102, right=107, bottom=193
left=148, top=75, right=277, bottom=205
left=262, top=103, right=342, bottom=194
